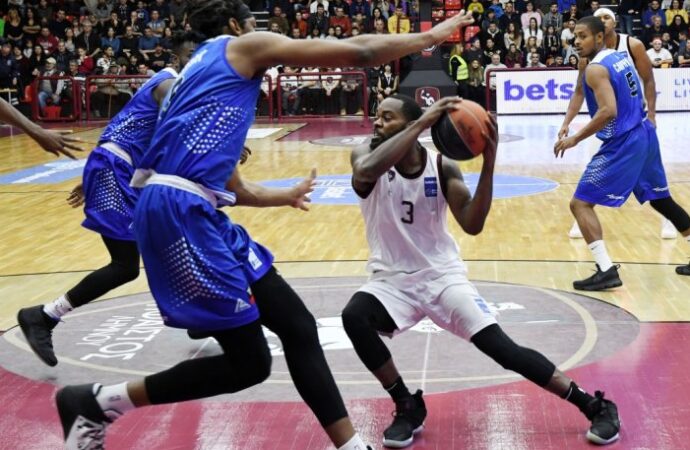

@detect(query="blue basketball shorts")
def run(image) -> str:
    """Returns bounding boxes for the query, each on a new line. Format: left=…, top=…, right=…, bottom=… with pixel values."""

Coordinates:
left=82, top=146, right=139, bottom=241
left=133, top=184, right=274, bottom=331
left=574, top=121, right=669, bottom=207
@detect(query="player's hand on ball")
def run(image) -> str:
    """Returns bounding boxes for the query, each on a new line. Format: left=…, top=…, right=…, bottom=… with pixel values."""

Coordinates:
left=67, top=183, right=85, bottom=208
left=481, top=113, right=499, bottom=164
left=554, top=135, right=578, bottom=157
left=418, top=97, right=463, bottom=128
left=291, top=168, right=317, bottom=211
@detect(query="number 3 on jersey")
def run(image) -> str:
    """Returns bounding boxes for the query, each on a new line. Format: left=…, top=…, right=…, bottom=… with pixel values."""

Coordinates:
left=401, top=201, right=414, bottom=224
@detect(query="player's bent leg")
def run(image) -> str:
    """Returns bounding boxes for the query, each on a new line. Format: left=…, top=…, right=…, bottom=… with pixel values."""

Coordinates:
left=17, top=237, right=140, bottom=367
left=342, top=292, right=425, bottom=449
left=471, top=324, right=620, bottom=445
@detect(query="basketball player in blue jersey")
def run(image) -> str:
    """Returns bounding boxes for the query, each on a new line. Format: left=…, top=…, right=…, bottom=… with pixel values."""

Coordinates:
left=15, top=32, right=202, bottom=367
left=0, top=97, right=84, bottom=158
left=555, top=16, right=689, bottom=292
left=343, top=94, right=621, bottom=448
left=53, top=2, right=477, bottom=450
left=558, top=9, right=690, bottom=280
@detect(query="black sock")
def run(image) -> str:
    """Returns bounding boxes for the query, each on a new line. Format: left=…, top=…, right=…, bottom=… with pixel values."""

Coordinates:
left=562, top=381, right=595, bottom=415
left=385, top=376, right=411, bottom=402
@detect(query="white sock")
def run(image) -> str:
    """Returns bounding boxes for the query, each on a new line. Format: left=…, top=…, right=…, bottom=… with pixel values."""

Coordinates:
left=43, top=294, right=73, bottom=321
left=94, top=382, right=136, bottom=421
left=337, top=433, right=368, bottom=450
left=588, top=240, right=613, bottom=271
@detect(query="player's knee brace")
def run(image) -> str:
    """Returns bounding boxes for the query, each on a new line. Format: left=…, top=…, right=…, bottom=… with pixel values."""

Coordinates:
left=471, top=324, right=555, bottom=387
left=110, top=260, right=140, bottom=284
left=342, top=292, right=395, bottom=372
left=650, top=197, right=690, bottom=232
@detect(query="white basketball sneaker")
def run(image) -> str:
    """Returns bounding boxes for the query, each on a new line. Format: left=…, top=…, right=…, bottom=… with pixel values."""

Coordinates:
left=661, top=219, right=678, bottom=239
left=569, top=221, right=583, bottom=239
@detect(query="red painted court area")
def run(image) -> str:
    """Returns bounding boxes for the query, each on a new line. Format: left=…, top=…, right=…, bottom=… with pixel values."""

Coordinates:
left=1, top=323, right=688, bottom=449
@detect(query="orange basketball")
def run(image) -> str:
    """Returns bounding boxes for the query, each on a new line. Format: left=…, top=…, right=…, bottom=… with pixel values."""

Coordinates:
left=431, top=100, right=493, bottom=160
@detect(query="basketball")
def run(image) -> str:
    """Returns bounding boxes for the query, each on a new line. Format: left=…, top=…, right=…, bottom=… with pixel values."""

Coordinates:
left=431, top=100, right=493, bottom=160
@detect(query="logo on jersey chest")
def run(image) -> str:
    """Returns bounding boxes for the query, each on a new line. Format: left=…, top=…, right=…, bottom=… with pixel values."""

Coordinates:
left=424, top=177, right=438, bottom=197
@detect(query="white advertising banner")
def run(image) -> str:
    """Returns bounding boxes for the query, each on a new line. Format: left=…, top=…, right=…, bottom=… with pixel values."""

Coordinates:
left=495, top=68, right=690, bottom=114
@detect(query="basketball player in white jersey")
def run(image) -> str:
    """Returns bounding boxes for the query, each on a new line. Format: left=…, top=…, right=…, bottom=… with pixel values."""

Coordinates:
left=343, top=94, right=620, bottom=448
left=559, top=8, right=690, bottom=277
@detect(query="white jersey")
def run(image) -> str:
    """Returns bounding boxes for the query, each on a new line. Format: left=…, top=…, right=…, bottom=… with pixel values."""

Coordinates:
left=615, top=33, right=648, bottom=111
left=359, top=147, right=464, bottom=275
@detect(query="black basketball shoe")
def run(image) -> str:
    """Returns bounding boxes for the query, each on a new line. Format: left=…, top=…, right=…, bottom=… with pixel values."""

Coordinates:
left=676, top=261, right=690, bottom=276
left=584, top=391, right=621, bottom=445
left=56, top=384, right=112, bottom=450
left=573, top=264, right=622, bottom=291
left=383, top=390, right=427, bottom=448
left=17, top=305, right=58, bottom=366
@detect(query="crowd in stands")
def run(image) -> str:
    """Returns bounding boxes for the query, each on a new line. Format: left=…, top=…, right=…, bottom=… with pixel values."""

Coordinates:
left=1, top=0, right=688, bottom=117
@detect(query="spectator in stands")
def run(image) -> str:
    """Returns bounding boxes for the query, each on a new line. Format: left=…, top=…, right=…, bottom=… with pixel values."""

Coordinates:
left=643, top=0, right=666, bottom=27
left=281, top=66, right=301, bottom=115
left=138, top=62, right=155, bottom=76
left=115, top=0, right=131, bottom=21
left=521, top=2, right=542, bottom=28
left=23, top=8, right=42, bottom=44
left=259, top=65, right=280, bottom=117
left=125, top=53, right=140, bottom=74
left=334, top=25, right=345, bottom=38
left=128, top=10, right=145, bottom=36
left=562, top=4, right=581, bottom=22
left=647, top=36, right=674, bottom=66
left=543, top=3, right=563, bottom=31
left=147, top=43, right=171, bottom=72
left=328, top=0, right=349, bottom=16
left=323, top=25, right=337, bottom=39
left=388, top=0, right=408, bottom=17
left=310, top=0, right=330, bottom=15
left=488, top=0, right=504, bottom=19
left=543, top=25, right=561, bottom=57
left=661, top=31, right=678, bottom=54
left=643, top=15, right=668, bottom=47
left=36, top=0, right=53, bottom=25
left=101, top=27, right=121, bottom=56
left=481, top=9, right=500, bottom=31
left=29, top=45, right=47, bottom=78
left=94, top=0, right=113, bottom=26
left=581, top=0, right=600, bottom=17
left=376, top=63, right=398, bottom=103
left=481, top=22, right=504, bottom=49
left=63, top=29, right=77, bottom=54
left=372, top=17, right=387, bottom=34
left=0, top=43, right=19, bottom=92
left=561, top=18, right=576, bottom=55
left=553, top=55, right=565, bottom=65
left=105, top=12, right=125, bottom=37
left=299, top=66, right=322, bottom=114
left=307, top=27, right=323, bottom=39
left=37, top=27, right=59, bottom=55
left=53, top=40, right=74, bottom=73
left=330, top=6, right=352, bottom=36
left=567, top=54, right=579, bottom=68
left=96, top=46, right=116, bottom=74
left=467, top=0, right=484, bottom=14
left=500, top=2, right=522, bottom=32
left=527, top=52, right=547, bottom=67
left=120, top=26, right=139, bottom=58
left=465, top=39, right=484, bottom=64
left=138, top=27, right=160, bottom=56
left=669, top=14, right=689, bottom=41
left=366, top=64, right=382, bottom=115
left=387, top=5, right=410, bottom=33
left=153, top=0, right=172, bottom=23
left=619, top=0, right=642, bottom=36
left=268, top=6, right=289, bottom=35
left=76, top=22, right=101, bottom=57
left=308, top=4, right=330, bottom=36
left=523, top=17, right=543, bottom=47
left=169, top=0, right=187, bottom=29
left=677, top=37, right=690, bottom=64
left=13, top=45, right=32, bottom=92
left=666, top=0, right=688, bottom=25
left=147, top=10, right=166, bottom=37
left=448, top=44, right=469, bottom=98
left=351, top=26, right=362, bottom=36
left=91, top=62, right=130, bottom=118
left=135, top=1, right=150, bottom=24
left=350, top=0, right=371, bottom=19
left=484, top=53, right=506, bottom=110
left=371, top=1, right=391, bottom=19
left=340, top=69, right=362, bottom=115
left=50, top=9, right=71, bottom=40
left=504, top=43, right=524, bottom=67
left=160, top=27, right=174, bottom=50
left=290, top=27, right=302, bottom=39
left=467, top=59, right=485, bottom=104
left=483, top=38, right=503, bottom=64
left=352, top=12, right=369, bottom=32
left=504, top=22, right=523, bottom=49
left=76, top=46, right=95, bottom=75
left=293, top=11, right=308, bottom=37
left=37, top=57, right=65, bottom=113
left=322, top=67, right=342, bottom=114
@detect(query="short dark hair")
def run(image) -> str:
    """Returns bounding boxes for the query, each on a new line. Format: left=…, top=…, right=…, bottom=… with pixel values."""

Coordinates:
left=186, top=0, right=253, bottom=37
left=577, top=16, right=605, bottom=35
left=389, top=94, right=423, bottom=122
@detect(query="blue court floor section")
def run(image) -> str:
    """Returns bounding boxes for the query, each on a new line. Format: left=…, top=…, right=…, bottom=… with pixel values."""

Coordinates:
left=261, top=174, right=559, bottom=205
left=0, top=159, right=86, bottom=184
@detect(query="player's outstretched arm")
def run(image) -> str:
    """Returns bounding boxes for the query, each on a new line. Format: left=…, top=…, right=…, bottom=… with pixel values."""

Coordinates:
left=444, top=115, right=498, bottom=235
left=226, top=168, right=316, bottom=211
left=351, top=97, right=462, bottom=195
left=554, top=65, right=616, bottom=157
left=232, top=11, right=473, bottom=75
left=0, top=98, right=84, bottom=159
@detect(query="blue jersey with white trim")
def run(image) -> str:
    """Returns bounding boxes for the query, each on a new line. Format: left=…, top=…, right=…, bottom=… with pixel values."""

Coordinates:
left=98, top=68, right=177, bottom=168
left=582, top=49, right=645, bottom=141
left=138, top=35, right=261, bottom=191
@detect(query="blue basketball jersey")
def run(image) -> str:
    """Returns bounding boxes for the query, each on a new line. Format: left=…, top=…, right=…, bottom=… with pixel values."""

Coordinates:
left=138, top=35, right=261, bottom=192
left=98, top=68, right=177, bottom=168
left=583, top=49, right=645, bottom=141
